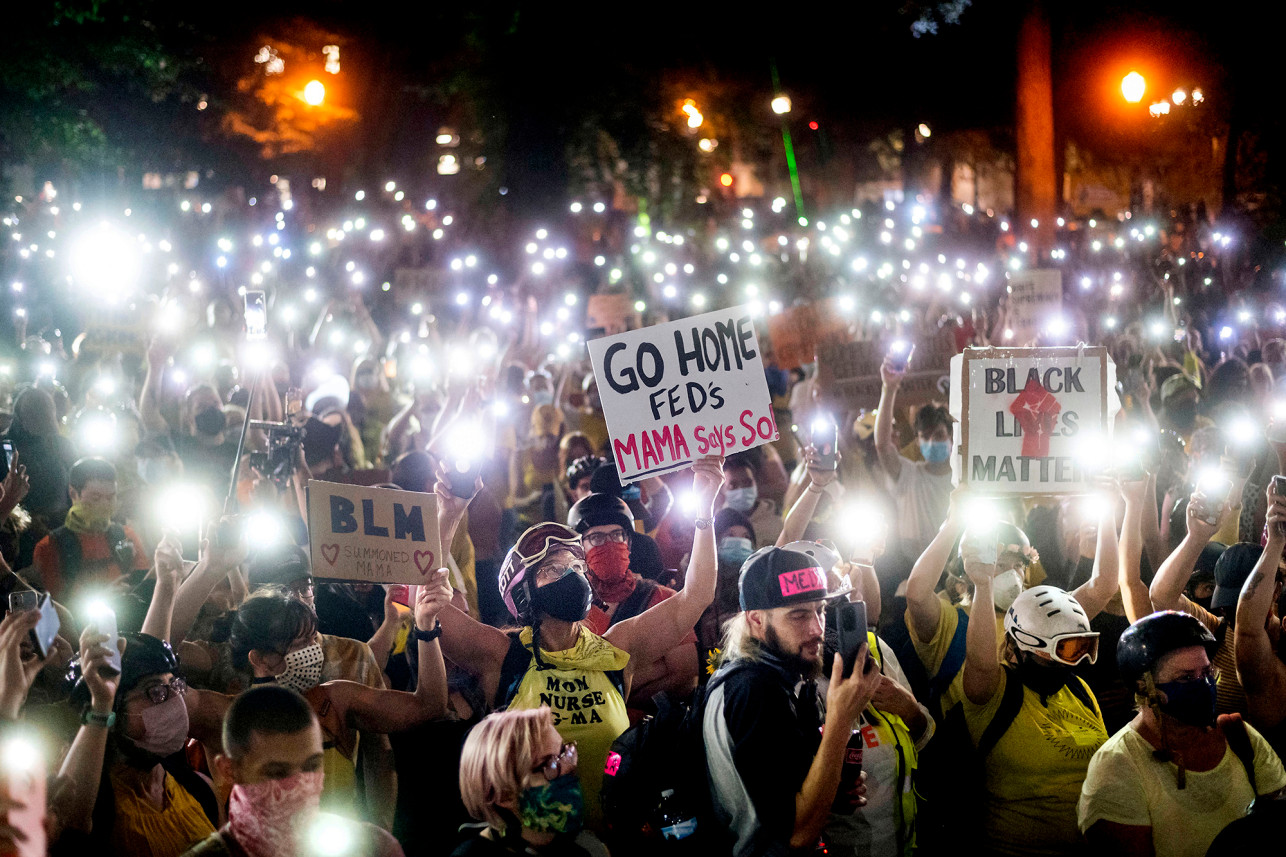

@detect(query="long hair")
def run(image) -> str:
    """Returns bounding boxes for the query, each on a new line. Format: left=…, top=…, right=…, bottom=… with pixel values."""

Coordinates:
left=718, top=613, right=766, bottom=667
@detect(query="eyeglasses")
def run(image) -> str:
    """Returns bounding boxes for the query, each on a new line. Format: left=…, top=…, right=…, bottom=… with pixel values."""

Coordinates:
left=1050, top=633, right=1100, bottom=666
left=583, top=528, right=629, bottom=549
left=285, top=578, right=314, bottom=596
left=536, top=560, right=588, bottom=584
left=532, top=742, right=578, bottom=781
left=133, top=677, right=188, bottom=705
left=1165, top=667, right=1220, bottom=683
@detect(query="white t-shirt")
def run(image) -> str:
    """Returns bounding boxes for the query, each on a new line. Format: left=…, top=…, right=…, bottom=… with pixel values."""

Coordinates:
left=1078, top=722, right=1286, bottom=857
left=888, top=459, right=953, bottom=554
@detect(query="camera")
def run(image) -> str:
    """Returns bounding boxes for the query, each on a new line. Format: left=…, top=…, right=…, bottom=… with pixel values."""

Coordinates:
left=247, top=419, right=307, bottom=492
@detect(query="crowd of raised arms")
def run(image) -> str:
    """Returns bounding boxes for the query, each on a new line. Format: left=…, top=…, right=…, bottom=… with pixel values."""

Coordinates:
left=5, top=198, right=1286, bottom=857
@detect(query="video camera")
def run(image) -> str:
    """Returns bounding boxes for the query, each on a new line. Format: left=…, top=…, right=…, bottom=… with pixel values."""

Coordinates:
left=247, top=419, right=307, bottom=492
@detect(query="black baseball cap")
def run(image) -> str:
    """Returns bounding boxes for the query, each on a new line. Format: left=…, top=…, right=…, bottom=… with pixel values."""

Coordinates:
left=738, top=547, right=851, bottom=611
left=1212, top=542, right=1264, bottom=610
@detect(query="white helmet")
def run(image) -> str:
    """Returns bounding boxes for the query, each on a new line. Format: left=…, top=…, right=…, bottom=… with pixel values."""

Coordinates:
left=1004, top=586, right=1099, bottom=666
left=779, top=540, right=842, bottom=575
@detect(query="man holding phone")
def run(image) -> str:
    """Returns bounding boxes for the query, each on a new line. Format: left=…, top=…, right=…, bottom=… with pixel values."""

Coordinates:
left=704, top=546, right=882, bottom=857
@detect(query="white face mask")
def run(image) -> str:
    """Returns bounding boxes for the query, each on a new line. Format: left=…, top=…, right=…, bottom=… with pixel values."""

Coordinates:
left=276, top=641, right=324, bottom=693
left=992, top=569, right=1025, bottom=613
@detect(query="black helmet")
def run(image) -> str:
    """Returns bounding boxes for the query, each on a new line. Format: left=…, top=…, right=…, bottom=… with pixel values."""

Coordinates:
left=1117, top=611, right=1218, bottom=687
left=568, top=493, right=634, bottom=537
left=71, top=632, right=179, bottom=712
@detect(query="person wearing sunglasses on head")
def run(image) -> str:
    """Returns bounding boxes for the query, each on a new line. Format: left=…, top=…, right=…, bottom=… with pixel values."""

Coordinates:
left=959, top=535, right=1109, bottom=857
left=454, top=707, right=589, bottom=857
left=1080, top=611, right=1286, bottom=857
left=432, top=455, right=726, bottom=834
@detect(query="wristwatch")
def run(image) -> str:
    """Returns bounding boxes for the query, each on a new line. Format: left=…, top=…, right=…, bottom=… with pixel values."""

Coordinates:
left=413, top=620, right=443, bottom=643
left=82, top=708, right=116, bottom=729
left=694, top=515, right=713, bottom=530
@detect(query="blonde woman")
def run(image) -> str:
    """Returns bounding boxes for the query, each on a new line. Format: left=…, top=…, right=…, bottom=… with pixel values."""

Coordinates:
left=454, top=707, right=589, bottom=857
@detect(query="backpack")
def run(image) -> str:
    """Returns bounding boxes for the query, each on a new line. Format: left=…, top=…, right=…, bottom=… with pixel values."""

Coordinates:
left=599, top=663, right=751, bottom=856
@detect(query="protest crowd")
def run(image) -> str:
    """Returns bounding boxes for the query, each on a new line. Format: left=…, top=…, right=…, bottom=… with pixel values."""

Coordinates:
left=4, top=179, right=1286, bottom=857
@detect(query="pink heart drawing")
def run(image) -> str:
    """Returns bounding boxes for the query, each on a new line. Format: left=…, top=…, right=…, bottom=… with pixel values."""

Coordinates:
left=320, top=544, right=340, bottom=566
left=414, top=550, right=435, bottom=575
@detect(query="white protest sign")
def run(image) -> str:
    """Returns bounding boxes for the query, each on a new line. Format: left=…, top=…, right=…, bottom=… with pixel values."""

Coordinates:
left=588, top=305, right=777, bottom=484
left=307, top=481, right=443, bottom=585
left=949, top=346, right=1119, bottom=495
left=1006, top=269, right=1063, bottom=345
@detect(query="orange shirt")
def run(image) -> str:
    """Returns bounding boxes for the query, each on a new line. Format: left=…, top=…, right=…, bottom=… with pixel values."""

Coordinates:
left=32, top=526, right=150, bottom=601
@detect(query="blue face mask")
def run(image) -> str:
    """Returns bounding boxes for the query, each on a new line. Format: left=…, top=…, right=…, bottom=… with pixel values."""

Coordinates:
left=1156, top=675, right=1217, bottom=727
left=920, top=440, right=951, bottom=464
left=724, top=486, right=758, bottom=514
left=718, top=537, right=754, bottom=568
left=531, top=390, right=554, bottom=407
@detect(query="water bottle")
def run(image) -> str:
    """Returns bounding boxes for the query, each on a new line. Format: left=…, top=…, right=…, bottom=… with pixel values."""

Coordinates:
left=831, top=726, right=864, bottom=813
left=657, top=788, right=698, bottom=843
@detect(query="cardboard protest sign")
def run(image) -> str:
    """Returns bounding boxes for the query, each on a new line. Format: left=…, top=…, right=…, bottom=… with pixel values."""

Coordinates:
left=816, top=326, right=958, bottom=410
left=586, top=294, right=640, bottom=335
left=307, top=481, right=443, bottom=584
left=766, top=299, right=851, bottom=369
left=949, top=346, right=1119, bottom=495
left=1006, top=270, right=1063, bottom=345
left=588, top=305, right=777, bottom=483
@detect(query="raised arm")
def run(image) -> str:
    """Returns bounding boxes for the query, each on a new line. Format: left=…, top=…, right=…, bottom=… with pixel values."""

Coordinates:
left=874, top=358, right=905, bottom=480
left=777, top=445, right=837, bottom=546
left=961, top=543, right=1002, bottom=705
left=906, top=485, right=967, bottom=640
left=1139, top=471, right=1166, bottom=582
left=139, top=338, right=174, bottom=435
left=1235, top=489, right=1286, bottom=726
left=606, top=456, right=724, bottom=666
left=170, top=520, right=248, bottom=645
left=340, top=570, right=451, bottom=732
left=141, top=534, right=183, bottom=642
left=1071, top=501, right=1122, bottom=622
left=52, top=627, right=124, bottom=835
left=1149, top=491, right=1224, bottom=612
left=1118, top=478, right=1154, bottom=623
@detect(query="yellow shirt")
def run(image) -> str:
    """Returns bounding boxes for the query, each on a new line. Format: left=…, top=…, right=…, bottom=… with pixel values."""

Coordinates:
left=110, top=766, right=216, bottom=857
left=963, top=669, right=1108, bottom=856
left=507, top=626, right=630, bottom=831
left=905, top=594, right=1006, bottom=713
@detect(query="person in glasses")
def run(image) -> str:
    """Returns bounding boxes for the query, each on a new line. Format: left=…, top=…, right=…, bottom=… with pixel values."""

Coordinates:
left=569, top=492, right=699, bottom=709
left=1079, top=611, right=1286, bottom=856
left=960, top=537, right=1109, bottom=857
left=454, top=707, right=590, bottom=857
left=433, top=455, right=726, bottom=834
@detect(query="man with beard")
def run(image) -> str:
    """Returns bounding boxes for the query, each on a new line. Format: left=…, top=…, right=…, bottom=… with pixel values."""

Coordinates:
left=183, top=685, right=403, bottom=857
left=704, top=546, right=882, bottom=857
left=569, top=492, right=698, bottom=708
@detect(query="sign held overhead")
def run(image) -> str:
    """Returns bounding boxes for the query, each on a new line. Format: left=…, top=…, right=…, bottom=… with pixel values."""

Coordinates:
left=307, top=481, right=443, bottom=585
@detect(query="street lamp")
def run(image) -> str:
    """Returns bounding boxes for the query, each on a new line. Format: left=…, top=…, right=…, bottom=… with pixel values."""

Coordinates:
left=1121, top=71, right=1145, bottom=104
left=303, top=80, right=325, bottom=106
left=771, top=94, right=792, bottom=115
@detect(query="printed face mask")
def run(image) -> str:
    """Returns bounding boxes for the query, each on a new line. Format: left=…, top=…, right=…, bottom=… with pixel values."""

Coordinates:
left=227, top=770, right=326, bottom=857
left=125, top=692, right=190, bottom=759
left=920, top=440, right=951, bottom=464
left=992, top=569, right=1024, bottom=613
left=718, top=537, right=755, bottom=568
left=276, top=642, right=324, bottom=693
left=1157, top=676, right=1217, bottom=728
left=517, top=773, right=584, bottom=836
left=723, top=486, right=758, bottom=514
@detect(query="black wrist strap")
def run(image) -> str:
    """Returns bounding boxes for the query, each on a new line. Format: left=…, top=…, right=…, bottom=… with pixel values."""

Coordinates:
left=414, top=620, right=442, bottom=643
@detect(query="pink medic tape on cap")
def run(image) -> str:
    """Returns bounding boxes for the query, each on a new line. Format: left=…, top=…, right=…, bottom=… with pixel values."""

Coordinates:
left=778, top=567, right=827, bottom=598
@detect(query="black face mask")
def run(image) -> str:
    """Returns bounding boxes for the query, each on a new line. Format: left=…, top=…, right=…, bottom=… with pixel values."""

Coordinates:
left=194, top=406, right=227, bottom=437
left=532, top=571, right=593, bottom=623
left=1166, top=399, right=1198, bottom=431
left=1013, top=652, right=1071, bottom=700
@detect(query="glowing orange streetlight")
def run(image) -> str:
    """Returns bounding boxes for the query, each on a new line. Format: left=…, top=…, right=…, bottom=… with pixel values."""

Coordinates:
left=1121, top=71, right=1146, bottom=104
left=303, top=80, right=326, bottom=106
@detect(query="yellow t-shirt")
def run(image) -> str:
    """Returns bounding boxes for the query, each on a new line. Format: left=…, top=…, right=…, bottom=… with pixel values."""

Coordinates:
left=905, top=594, right=1006, bottom=713
left=507, top=626, right=631, bottom=831
left=1078, top=722, right=1286, bottom=857
left=963, top=669, right=1108, bottom=856
left=110, top=766, right=216, bottom=857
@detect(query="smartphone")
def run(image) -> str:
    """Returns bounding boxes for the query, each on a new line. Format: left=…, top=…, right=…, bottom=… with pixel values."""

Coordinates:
left=1196, top=476, right=1234, bottom=526
left=835, top=600, right=869, bottom=679
left=388, top=584, right=409, bottom=608
left=244, top=291, right=267, bottom=339
left=887, top=341, right=916, bottom=373
left=448, top=458, right=482, bottom=499
left=210, top=516, right=242, bottom=550
left=16, top=593, right=60, bottom=661
left=1272, top=476, right=1286, bottom=537
left=964, top=528, right=999, bottom=565
left=0, top=439, right=13, bottom=481
left=811, top=418, right=839, bottom=471
left=0, top=734, right=47, bottom=857
left=7, top=590, right=38, bottom=614
left=83, top=601, right=122, bottom=677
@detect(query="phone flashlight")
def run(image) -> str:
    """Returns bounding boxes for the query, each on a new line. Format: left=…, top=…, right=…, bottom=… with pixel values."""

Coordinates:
left=244, top=291, right=267, bottom=339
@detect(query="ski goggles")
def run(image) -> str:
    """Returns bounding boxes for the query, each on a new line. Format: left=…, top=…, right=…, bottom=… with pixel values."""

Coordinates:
left=513, top=523, right=585, bottom=568
left=1049, top=632, right=1100, bottom=666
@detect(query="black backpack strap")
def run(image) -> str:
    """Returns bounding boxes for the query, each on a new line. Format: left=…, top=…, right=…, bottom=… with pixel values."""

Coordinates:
left=1222, top=715, right=1259, bottom=795
left=494, top=632, right=531, bottom=709
left=1065, top=675, right=1097, bottom=714
left=976, top=666, right=1026, bottom=760
left=106, top=524, right=134, bottom=569
left=610, top=579, right=659, bottom=625
left=50, top=526, right=82, bottom=581
left=928, top=607, right=969, bottom=708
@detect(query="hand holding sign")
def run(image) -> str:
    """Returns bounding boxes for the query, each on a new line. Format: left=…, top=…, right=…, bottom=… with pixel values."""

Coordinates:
left=415, top=569, right=453, bottom=632
left=690, top=455, right=726, bottom=517
left=307, top=481, right=443, bottom=585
